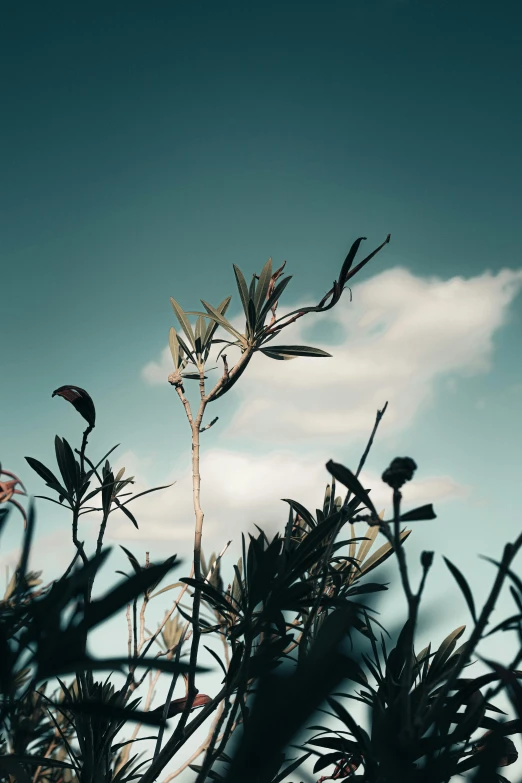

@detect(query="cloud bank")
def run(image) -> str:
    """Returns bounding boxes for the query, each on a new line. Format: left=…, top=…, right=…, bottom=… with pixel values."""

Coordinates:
left=126, top=264, right=522, bottom=548
left=142, top=266, right=522, bottom=445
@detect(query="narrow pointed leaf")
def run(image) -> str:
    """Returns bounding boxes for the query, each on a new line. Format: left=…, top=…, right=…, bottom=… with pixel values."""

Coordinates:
left=175, top=331, right=197, bottom=364
left=339, top=237, right=367, bottom=286
left=233, top=264, right=250, bottom=319
left=326, top=460, right=379, bottom=519
left=201, top=299, right=246, bottom=344
left=169, top=327, right=180, bottom=368
left=444, top=556, right=477, bottom=623
left=359, top=529, right=411, bottom=576
left=254, top=258, right=273, bottom=314
left=430, top=625, right=466, bottom=674
left=400, top=504, right=437, bottom=522
left=257, top=275, right=293, bottom=326
left=195, top=314, right=205, bottom=357
left=203, top=296, right=232, bottom=359
left=260, top=344, right=332, bottom=360
left=170, top=297, right=196, bottom=348
left=25, top=457, right=62, bottom=490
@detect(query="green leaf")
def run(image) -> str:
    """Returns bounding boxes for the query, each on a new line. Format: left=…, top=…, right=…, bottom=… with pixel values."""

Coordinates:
left=259, top=344, right=332, bottom=360
left=400, top=504, right=437, bottom=522
left=272, top=752, right=312, bottom=783
left=116, top=501, right=139, bottom=529
left=247, top=298, right=257, bottom=339
left=248, top=272, right=256, bottom=301
left=430, top=625, right=466, bottom=675
left=326, top=460, right=379, bottom=520
left=195, top=314, right=206, bottom=358
left=85, top=556, right=178, bottom=628
left=254, top=258, right=273, bottom=315
left=169, top=327, right=180, bottom=368
left=200, top=299, right=246, bottom=345
left=257, top=275, right=293, bottom=328
left=233, top=264, right=250, bottom=319
left=359, top=529, right=411, bottom=577
left=203, top=296, right=232, bottom=360
left=281, top=498, right=316, bottom=529
left=150, top=581, right=184, bottom=598
left=180, top=577, right=240, bottom=615
left=170, top=297, right=196, bottom=349
left=120, top=545, right=141, bottom=574
left=443, top=557, right=477, bottom=623
left=339, top=237, right=367, bottom=286
left=55, top=436, right=75, bottom=494
left=58, top=700, right=168, bottom=726
left=25, top=457, right=62, bottom=491
left=354, top=521, right=381, bottom=565
left=101, top=466, right=114, bottom=517
left=122, top=482, right=174, bottom=506
left=175, top=331, right=197, bottom=364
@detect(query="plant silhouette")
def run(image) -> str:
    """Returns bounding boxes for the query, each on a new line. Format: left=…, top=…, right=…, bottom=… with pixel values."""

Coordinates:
left=2, top=235, right=521, bottom=783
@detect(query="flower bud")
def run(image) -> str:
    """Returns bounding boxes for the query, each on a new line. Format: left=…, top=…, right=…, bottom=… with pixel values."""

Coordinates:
left=381, top=457, right=417, bottom=489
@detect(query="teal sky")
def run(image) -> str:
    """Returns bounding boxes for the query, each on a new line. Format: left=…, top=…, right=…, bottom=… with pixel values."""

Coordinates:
left=2, top=1, right=522, bottom=775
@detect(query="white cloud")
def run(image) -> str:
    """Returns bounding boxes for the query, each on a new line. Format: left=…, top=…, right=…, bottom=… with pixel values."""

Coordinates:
left=226, top=266, right=522, bottom=443
left=133, top=264, right=521, bottom=548
left=105, top=448, right=469, bottom=552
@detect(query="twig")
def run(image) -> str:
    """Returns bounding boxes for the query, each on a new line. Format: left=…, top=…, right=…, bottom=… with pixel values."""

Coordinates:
left=200, top=417, right=219, bottom=434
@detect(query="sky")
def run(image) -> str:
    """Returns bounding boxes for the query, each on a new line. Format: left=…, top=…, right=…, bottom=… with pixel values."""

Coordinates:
left=1, top=0, right=522, bottom=779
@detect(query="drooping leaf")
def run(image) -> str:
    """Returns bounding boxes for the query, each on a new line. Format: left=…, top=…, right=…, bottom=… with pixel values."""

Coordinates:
left=120, top=545, right=141, bottom=574
left=116, top=501, right=139, bottom=529
left=52, top=385, right=96, bottom=428
left=281, top=498, right=316, bottom=530
left=339, top=237, right=368, bottom=286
